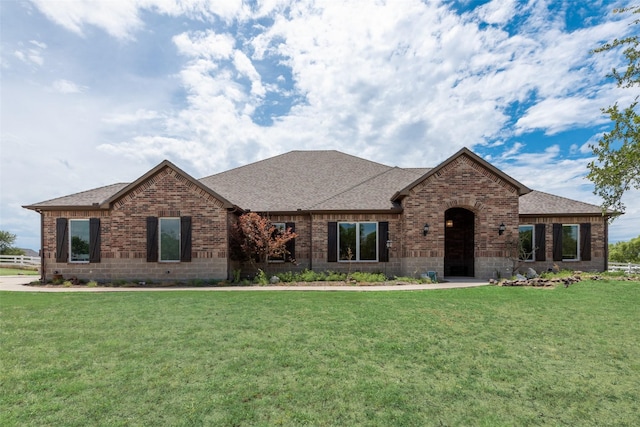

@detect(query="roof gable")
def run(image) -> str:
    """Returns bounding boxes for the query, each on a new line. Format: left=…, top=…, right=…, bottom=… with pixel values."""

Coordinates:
left=101, top=160, right=235, bottom=209
left=24, top=161, right=235, bottom=211
left=392, top=147, right=531, bottom=201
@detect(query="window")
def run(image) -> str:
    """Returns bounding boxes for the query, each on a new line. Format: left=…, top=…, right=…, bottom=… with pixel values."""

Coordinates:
left=269, top=223, right=286, bottom=262
left=562, top=224, right=579, bottom=261
left=518, top=225, right=534, bottom=261
left=56, top=218, right=100, bottom=263
left=159, top=218, right=180, bottom=261
left=69, top=219, right=90, bottom=262
left=146, top=216, right=191, bottom=263
left=338, top=222, right=378, bottom=261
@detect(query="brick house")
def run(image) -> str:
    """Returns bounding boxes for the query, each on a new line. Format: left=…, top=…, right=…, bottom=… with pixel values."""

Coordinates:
left=24, top=148, right=614, bottom=283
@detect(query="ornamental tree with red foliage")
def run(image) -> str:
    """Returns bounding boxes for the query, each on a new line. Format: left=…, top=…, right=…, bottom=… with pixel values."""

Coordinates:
left=229, top=212, right=297, bottom=273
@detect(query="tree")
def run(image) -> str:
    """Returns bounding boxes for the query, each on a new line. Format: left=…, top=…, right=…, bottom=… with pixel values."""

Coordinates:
left=229, top=212, right=297, bottom=274
left=588, top=6, right=640, bottom=214
left=504, top=231, right=537, bottom=277
left=0, top=230, right=25, bottom=255
left=609, top=235, right=640, bottom=263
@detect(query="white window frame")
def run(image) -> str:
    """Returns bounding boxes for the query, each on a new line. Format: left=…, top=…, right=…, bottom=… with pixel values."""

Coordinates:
left=562, top=224, right=580, bottom=261
left=338, top=221, right=378, bottom=262
left=69, top=219, right=90, bottom=263
left=518, top=225, right=535, bottom=262
left=159, top=217, right=181, bottom=262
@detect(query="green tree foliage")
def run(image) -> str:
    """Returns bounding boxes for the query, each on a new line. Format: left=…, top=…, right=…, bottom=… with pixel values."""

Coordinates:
left=229, top=212, right=297, bottom=273
left=588, top=6, right=640, bottom=214
left=609, top=235, right=640, bottom=263
left=0, top=230, right=25, bottom=255
left=71, top=236, right=89, bottom=258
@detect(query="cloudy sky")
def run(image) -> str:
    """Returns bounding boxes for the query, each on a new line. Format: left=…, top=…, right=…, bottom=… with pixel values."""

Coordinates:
left=1, top=0, right=638, bottom=251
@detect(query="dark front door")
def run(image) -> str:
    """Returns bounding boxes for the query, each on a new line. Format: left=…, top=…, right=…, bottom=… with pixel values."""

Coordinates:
left=444, top=208, right=474, bottom=277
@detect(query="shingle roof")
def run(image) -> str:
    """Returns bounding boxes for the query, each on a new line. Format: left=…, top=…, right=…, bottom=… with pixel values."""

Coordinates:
left=24, top=183, right=129, bottom=209
left=519, top=190, right=605, bottom=215
left=199, top=150, right=420, bottom=211
left=24, top=150, right=610, bottom=217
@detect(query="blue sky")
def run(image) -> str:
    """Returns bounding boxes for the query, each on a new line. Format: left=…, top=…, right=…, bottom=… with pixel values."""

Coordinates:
left=1, top=0, right=638, bottom=251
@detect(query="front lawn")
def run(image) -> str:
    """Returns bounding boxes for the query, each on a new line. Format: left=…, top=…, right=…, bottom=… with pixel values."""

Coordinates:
left=0, top=267, right=38, bottom=276
left=1, top=281, right=638, bottom=426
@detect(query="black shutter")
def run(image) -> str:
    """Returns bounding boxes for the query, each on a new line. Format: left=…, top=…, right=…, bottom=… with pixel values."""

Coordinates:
left=552, top=223, right=562, bottom=261
left=378, top=221, right=389, bottom=262
left=580, top=223, right=591, bottom=261
left=285, top=222, right=295, bottom=261
left=147, top=217, right=158, bottom=262
left=327, top=222, right=337, bottom=262
left=89, top=218, right=101, bottom=263
left=535, top=224, right=546, bottom=261
left=181, top=216, right=192, bottom=262
left=56, top=218, right=68, bottom=262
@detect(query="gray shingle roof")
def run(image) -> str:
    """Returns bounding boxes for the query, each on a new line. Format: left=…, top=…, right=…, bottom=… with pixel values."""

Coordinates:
left=519, top=191, right=605, bottom=215
left=199, top=150, right=420, bottom=211
left=24, top=183, right=129, bottom=208
left=24, top=150, right=609, bottom=217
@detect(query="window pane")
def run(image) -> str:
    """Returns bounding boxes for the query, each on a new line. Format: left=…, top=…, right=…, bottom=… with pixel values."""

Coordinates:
left=519, top=225, right=533, bottom=261
left=70, top=220, right=90, bottom=262
left=339, top=223, right=356, bottom=261
left=562, top=225, right=578, bottom=260
left=359, top=223, right=377, bottom=261
left=270, top=223, right=286, bottom=261
left=160, top=218, right=180, bottom=261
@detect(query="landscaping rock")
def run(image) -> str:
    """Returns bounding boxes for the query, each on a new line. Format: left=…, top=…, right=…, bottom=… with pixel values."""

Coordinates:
left=499, top=275, right=583, bottom=287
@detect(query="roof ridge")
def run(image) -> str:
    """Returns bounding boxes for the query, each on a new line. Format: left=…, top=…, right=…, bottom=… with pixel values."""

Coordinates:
left=199, top=150, right=394, bottom=181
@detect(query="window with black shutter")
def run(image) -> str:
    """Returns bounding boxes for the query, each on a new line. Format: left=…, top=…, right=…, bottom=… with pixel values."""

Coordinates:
left=180, top=216, right=192, bottom=262
left=147, top=217, right=158, bottom=262
left=580, top=223, right=591, bottom=261
left=378, top=221, right=389, bottom=262
left=56, top=218, right=68, bottom=262
left=327, top=222, right=337, bottom=262
left=535, top=224, right=546, bottom=261
left=89, top=218, right=101, bottom=263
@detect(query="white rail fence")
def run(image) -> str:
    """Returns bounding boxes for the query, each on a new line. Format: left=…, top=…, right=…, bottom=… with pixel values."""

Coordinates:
left=0, top=255, right=41, bottom=267
left=608, top=262, right=640, bottom=274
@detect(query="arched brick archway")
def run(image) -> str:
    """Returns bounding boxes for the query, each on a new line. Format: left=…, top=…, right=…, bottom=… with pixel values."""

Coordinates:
left=444, top=207, right=475, bottom=277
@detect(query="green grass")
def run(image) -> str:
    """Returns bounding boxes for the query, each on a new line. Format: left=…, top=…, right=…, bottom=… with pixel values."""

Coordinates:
left=1, top=281, right=639, bottom=426
left=0, top=267, right=38, bottom=276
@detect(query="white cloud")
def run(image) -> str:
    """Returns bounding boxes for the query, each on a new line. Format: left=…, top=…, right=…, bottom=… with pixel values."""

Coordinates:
left=51, top=79, right=86, bottom=94
left=31, top=0, right=143, bottom=39
left=102, top=109, right=163, bottom=125
left=173, top=30, right=235, bottom=59
left=14, top=48, right=43, bottom=66
left=475, top=0, right=517, bottom=25
left=29, top=40, right=47, bottom=49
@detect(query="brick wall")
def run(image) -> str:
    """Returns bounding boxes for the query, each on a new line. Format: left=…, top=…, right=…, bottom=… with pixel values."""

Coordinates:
left=42, top=166, right=230, bottom=282
left=400, top=154, right=520, bottom=279
left=516, top=215, right=607, bottom=274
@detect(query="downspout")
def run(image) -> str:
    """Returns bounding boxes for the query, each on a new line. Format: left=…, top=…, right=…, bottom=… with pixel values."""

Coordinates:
left=308, top=211, right=313, bottom=271
left=39, top=210, right=46, bottom=284
left=604, top=215, right=609, bottom=272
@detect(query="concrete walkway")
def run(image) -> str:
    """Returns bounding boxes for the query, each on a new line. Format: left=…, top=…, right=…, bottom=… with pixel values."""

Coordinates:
left=0, top=275, right=491, bottom=292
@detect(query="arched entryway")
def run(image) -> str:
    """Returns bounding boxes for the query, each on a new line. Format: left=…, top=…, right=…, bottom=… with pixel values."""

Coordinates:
left=444, top=208, right=475, bottom=277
